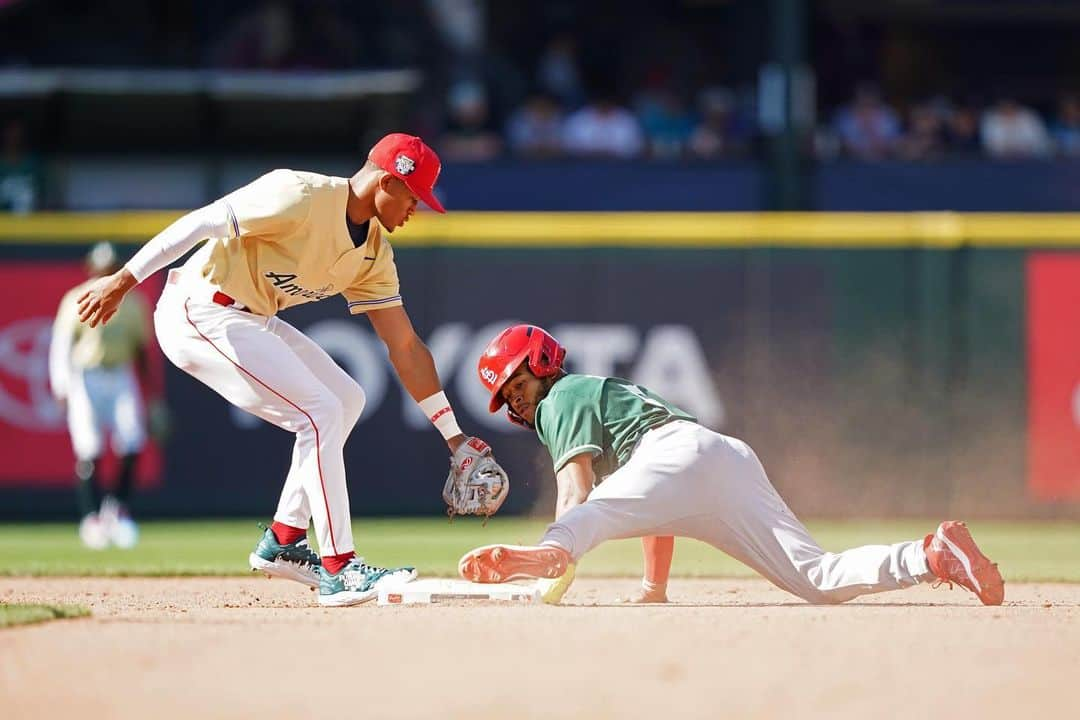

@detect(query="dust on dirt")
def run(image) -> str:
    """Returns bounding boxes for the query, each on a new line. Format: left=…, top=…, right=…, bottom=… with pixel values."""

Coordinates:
left=2, top=576, right=1077, bottom=720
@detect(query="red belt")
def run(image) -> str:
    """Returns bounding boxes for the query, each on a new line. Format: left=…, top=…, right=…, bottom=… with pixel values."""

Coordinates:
left=212, top=291, right=248, bottom=311
left=167, top=272, right=247, bottom=311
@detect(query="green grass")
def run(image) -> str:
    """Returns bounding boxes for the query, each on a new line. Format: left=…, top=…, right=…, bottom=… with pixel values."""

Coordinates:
left=0, top=518, right=1077, bottom=582
left=0, top=603, right=89, bottom=628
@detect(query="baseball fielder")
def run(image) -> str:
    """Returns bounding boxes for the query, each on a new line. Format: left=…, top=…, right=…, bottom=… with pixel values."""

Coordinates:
left=460, top=324, right=1005, bottom=606
left=75, top=133, right=507, bottom=606
left=50, top=242, right=150, bottom=549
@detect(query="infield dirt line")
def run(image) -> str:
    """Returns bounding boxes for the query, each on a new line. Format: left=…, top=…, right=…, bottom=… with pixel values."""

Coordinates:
left=2, top=577, right=1077, bottom=720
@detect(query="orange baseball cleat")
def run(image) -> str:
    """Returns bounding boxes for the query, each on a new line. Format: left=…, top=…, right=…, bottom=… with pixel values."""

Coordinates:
left=925, top=521, right=1005, bottom=606
left=459, top=544, right=571, bottom=583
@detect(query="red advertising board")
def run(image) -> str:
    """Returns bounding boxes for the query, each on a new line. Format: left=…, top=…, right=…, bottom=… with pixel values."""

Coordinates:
left=1027, top=253, right=1080, bottom=500
left=0, top=263, right=164, bottom=488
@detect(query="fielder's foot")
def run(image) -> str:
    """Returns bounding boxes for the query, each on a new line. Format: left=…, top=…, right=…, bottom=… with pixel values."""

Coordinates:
left=925, top=521, right=1005, bottom=606
left=458, top=544, right=571, bottom=583
left=249, top=525, right=321, bottom=588
left=318, top=558, right=417, bottom=607
left=78, top=512, right=109, bottom=550
left=99, top=496, right=138, bottom=549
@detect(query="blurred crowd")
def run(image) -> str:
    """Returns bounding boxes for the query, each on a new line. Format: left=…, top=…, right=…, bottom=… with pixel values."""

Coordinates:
left=437, top=75, right=1080, bottom=163
left=423, top=10, right=1080, bottom=163
left=438, top=76, right=755, bottom=163
left=817, top=85, right=1080, bottom=162
left=1, top=0, right=1078, bottom=182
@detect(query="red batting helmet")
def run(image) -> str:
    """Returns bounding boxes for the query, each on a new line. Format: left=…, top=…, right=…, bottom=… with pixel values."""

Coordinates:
left=478, top=324, right=566, bottom=415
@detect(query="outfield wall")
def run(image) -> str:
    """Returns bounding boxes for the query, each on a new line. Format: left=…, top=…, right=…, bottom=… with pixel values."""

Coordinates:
left=1, top=212, right=1078, bottom=520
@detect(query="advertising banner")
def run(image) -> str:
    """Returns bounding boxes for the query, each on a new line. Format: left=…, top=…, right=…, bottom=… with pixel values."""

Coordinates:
left=0, top=262, right=164, bottom=490
left=0, top=249, right=820, bottom=518
left=1027, top=253, right=1080, bottom=500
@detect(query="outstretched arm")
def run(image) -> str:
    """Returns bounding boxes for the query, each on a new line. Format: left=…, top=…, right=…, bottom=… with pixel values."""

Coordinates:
left=48, top=297, right=77, bottom=403
left=554, top=454, right=595, bottom=520
left=77, top=203, right=232, bottom=328
left=536, top=454, right=595, bottom=604
left=367, top=305, right=465, bottom=453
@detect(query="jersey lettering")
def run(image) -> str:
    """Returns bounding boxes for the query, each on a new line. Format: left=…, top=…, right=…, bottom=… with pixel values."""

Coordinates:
left=264, top=272, right=334, bottom=301
left=264, top=272, right=297, bottom=287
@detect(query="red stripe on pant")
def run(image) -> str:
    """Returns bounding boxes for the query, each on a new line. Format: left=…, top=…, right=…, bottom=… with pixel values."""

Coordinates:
left=182, top=299, right=339, bottom=556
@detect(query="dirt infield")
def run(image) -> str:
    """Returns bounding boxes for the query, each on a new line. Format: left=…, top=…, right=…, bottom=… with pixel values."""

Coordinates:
left=2, top=577, right=1077, bottom=720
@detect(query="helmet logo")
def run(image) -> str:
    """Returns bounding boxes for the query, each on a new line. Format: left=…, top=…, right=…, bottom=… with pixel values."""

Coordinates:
left=395, top=154, right=416, bottom=175
left=480, top=367, right=498, bottom=385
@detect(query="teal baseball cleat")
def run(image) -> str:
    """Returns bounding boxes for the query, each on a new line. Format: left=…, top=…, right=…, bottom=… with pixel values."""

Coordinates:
left=248, top=524, right=321, bottom=588
left=318, top=558, right=417, bottom=607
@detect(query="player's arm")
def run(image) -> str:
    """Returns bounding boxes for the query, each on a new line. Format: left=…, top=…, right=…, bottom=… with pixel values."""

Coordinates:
left=366, top=305, right=467, bottom=452
left=533, top=454, right=594, bottom=605
left=48, top=296, right=77, bottom=404
left=77, top=202, right=233, bottom=327
left=554, top=454, right=595, bottom=520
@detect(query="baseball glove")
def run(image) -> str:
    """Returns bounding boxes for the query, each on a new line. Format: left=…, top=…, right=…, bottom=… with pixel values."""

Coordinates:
left=443, top=437, right=509, bottom=522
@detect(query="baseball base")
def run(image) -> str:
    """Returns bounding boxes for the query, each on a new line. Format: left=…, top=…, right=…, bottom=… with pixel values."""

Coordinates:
left=377, top=578, right=541, bottom=606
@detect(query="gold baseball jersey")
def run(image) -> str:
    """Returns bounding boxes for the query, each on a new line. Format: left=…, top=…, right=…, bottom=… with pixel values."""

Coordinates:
left=55, top=279, right=150, bottom=369
left=192, top=169, right=402, bottom=317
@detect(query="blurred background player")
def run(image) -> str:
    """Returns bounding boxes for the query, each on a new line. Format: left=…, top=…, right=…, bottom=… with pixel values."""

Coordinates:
left=49, top=242, right=151, bottom=549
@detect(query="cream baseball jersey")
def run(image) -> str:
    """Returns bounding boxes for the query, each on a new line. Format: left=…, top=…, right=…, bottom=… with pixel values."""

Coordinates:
left=189, top=169, right=402, bottom=317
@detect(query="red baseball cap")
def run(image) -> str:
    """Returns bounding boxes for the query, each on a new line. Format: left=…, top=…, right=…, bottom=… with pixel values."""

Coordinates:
left=368, top=133, right=446, bottom=213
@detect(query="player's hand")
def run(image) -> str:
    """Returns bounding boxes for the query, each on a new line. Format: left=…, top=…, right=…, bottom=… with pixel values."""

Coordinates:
left=443, top=436, right=509, bottom=520
left=616, top=583, right=669, bottom=604
left=77, top=268, right=137, bottom=328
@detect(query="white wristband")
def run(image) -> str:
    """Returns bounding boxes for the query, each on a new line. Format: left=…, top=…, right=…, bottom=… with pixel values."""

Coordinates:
left=418, top=391, right=463, bottom=441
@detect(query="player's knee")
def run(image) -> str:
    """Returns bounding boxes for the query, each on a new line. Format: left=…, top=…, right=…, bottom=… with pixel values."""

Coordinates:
left=75, top=458, right=97, bottom=482
left=797, top=587, right=847, bottom=605
left=794, top=567, right=851, bottom=605
left=307, top=390, right=345, bottom=431
left=342, top=383, right=366, bottom=430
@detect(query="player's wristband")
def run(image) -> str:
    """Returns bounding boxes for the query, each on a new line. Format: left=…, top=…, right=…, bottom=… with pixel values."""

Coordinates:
left=419, top=391, right=463, bottom=441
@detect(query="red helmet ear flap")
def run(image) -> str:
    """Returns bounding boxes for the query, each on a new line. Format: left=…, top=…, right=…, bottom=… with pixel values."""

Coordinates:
left=525, top=328, right=566, bottom=378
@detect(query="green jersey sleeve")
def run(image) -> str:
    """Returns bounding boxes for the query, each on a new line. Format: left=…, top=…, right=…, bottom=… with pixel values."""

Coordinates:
left=535, top=385, right=606, bottom=472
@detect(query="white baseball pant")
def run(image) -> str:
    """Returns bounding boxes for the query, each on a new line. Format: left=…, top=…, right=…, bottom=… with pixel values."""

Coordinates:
left=67, top=365, right=146, bottom=462
left=540, top=420, right=933, bottom=603
left=154, top=269, right=365, bottom=558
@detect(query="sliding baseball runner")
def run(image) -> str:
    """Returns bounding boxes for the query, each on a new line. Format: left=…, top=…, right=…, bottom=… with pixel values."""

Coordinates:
left=460, top=324, right=1004, bottom=607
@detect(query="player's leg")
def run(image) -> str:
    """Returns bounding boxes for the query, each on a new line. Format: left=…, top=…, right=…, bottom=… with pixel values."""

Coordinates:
left=67, top=369, right=107, bottom=549
left=461, top=421, right=707, bottom=583
left=102, top=365, right=146, bottom=548
left=154, top=296, right=356, bottom=568
left=109, top=365, right=146, bottom=504
left=254, top=315, right=412, bottom=602
left=269, top=317, right=416, bottom=602
left=154, top=293, right=410, bottom=604
left=270, top=316, right=367, bottom=431
left=264, top=316, right=367, bottom=538
left=678, top=432, right=960, bottom=604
